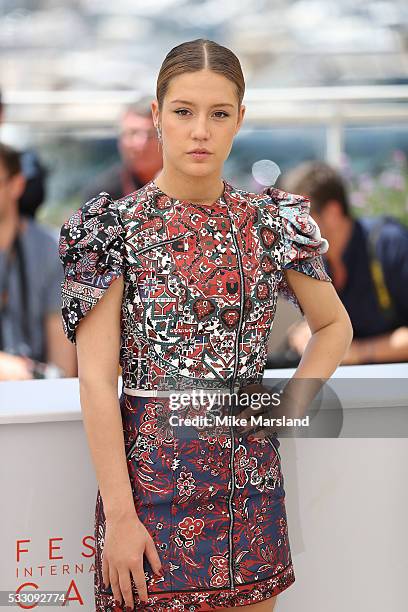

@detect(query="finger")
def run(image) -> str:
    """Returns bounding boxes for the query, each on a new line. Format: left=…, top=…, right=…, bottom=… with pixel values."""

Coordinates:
left=239, top=413, right=258, bottom=433
left=248, top=431, right=267, bottom=442
left=145, top=536, right=164, bottom=578
left=130, top=559, right=148, bottom=604
left=237, top=404, right=263, bottom=423
left=253, top=428, right=268, bottom=440
left=240, top=420, right=253, bottom=433
left=248, top=421, right=271, bottom=438
left=118, top=569, right=135, bottom=611
left=237, top=384, right=265, bottom=402
left=240, top=408, right=269, bottom=433
left=109, top=568, right=122, bottom=608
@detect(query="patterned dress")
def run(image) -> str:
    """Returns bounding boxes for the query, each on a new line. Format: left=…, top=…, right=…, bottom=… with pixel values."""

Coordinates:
left=58, top=179, right=332, bottom=611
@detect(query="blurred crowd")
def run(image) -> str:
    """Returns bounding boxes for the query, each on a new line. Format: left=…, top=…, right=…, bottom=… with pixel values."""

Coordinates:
left=1, top=88, right=408, bottom=381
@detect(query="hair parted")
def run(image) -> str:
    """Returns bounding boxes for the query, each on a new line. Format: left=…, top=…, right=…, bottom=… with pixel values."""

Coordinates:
left=279, top=160, right=352, bottom=217
left=156, top=38, right=245, bottom=111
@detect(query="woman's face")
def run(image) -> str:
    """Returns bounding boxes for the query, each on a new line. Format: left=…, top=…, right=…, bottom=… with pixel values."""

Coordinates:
left=152, top=69, right=245, bottom=178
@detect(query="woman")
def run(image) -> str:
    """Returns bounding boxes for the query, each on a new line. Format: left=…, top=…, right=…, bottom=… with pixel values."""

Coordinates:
left=59, top=39, right=353, bottom=612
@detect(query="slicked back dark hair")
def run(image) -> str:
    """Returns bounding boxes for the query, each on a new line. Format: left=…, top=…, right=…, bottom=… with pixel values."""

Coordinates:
left=156, top=38, right=245, bottom=112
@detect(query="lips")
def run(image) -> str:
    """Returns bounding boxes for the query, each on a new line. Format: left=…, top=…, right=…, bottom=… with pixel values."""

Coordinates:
left=188, top=150, right=212, bottom=160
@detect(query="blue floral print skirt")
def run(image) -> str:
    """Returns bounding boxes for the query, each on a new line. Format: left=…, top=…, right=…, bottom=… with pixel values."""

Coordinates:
left=94, top=391, right=295, bottom=611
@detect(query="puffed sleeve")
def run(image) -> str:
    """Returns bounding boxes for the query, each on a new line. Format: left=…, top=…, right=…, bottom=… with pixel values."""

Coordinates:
left=263, top=187, right=333, bottom=313
left=58, top=192, right=126, bottom=344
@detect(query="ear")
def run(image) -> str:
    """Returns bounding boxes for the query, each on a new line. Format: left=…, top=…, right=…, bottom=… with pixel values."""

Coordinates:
left=11, top=172, right=26, bottom=201
left=151, top=99, right=160, bottom=128
left=235, top=104, right=246, bottom=134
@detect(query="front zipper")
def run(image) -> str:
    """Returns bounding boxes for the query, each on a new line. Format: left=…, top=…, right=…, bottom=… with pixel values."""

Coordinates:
left=228, top=215, right=245, bottom=384
left=225, top=208, right=246, bottom=590
left=135, top=231, right=194, bottom=256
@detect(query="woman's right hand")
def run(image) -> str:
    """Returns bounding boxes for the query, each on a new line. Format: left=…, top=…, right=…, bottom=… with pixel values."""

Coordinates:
left=0, top=352, right=33, bottom=380
left=102, top=511, right=164, bottom=610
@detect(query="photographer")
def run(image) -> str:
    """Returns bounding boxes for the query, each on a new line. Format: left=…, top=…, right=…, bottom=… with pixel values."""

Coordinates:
left=268, top=160, right=408, bottom=367
left=0, top=142, right=76, bottom=379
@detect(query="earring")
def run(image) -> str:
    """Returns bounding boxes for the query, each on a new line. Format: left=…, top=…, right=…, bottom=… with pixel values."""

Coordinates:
left=156, top=124, right=162, bottom=152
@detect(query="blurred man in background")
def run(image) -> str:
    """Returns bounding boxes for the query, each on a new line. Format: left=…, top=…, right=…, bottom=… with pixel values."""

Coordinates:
left=81, top=95, right=162, bottom=201
left=273, top=160, right=408, bottom=366
left=0, top=142, right=76, bottom=380
left=0, top=88, right=48, bottom=220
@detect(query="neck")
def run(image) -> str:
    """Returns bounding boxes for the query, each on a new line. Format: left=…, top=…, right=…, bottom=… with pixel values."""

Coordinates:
left=130, top=165, right=159, bottom=186
left=153, top=167, right=224, bottom=205
left=0, top=206, right=22, bottom=251
left=325, top=216, right=354, bottom=264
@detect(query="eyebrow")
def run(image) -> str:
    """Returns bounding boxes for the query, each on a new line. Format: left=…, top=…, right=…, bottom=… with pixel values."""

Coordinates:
left=169, top=99, right=235, bottom=108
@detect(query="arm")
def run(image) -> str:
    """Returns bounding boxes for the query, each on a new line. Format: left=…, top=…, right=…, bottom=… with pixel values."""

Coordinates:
left=75, top=274, right=134, bottom=521
left=0, top=351, right=33, bottom=380
left=75, top=275, right=162, bottom=607
left=287, top=317, right=408, bottom=365
left=239, top=268, right=353, bottom=435
left=45, top=312, right=78, bottom=377
left=264, top=188, right=353, bottom=419
left=285, top=267, right=353, bottom=378
left=273, top=268, right=353, bottom=424
left=343, top=326, right=408, bottom=365
left=0, top=315, right=77, bottom=380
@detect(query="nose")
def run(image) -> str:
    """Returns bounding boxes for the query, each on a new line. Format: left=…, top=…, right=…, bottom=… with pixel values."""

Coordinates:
left=191, top=115, right=210, bottom=141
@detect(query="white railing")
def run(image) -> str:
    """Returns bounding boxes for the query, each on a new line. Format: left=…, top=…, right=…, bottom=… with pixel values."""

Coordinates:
left=3, top=85, right=408, bottom=166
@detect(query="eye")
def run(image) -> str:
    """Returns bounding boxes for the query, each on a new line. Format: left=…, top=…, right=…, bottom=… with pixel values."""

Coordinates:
left=213, top=111, right=229, bottom=118
left=174, top=109, right=191, bottom=116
